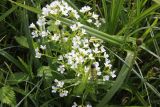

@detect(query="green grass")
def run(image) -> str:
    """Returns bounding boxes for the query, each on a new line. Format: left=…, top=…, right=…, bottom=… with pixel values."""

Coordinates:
left=0, top=0, right=160, bottom=106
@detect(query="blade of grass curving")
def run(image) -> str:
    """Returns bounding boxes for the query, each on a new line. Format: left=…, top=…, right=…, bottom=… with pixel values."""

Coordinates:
left=97, top=50, right=136, bottom=107
left=134, top=90, right=149, bottom=106
left=0, top=50, right=26, bottom=72
left=8, top=0, right=41, bottom=14
left=16, top=78, right=43, bottom=107
left=0, top=35, right=6, bottom=42
left=0, top=5, right=17, bottom=22
left=142, top=18, right=158, bottom=40
left=145, top=82, right=160, bottom=98
left=106, top=47, right=160, bottom=99
left=153, top=0, right=160, bottom=5
left=148, top=20, right=160, bottom=63
left=140, top=45, right=160, bottom=61
left=135, top=61, right=151, bottom=105
left=118, top=4, right=160, bottom=35
left=13, top=87, right=37, bottom=107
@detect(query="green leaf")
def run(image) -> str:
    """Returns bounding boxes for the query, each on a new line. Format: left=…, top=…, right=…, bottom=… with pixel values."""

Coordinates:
left=15, top=36, right=29, bottom=48
left=9, top=0, right=41, bottom=14
left=0, top=50, right=26, bottom=72
left=37, top=66, right=53, bottom=79
left=108, top=0, right=124, bottom=34
left=97, top=51, right=136, bottom=107
left=8, top=72, right=28, bottom=85
left=0, top=86, right=16, bottom=106
left=153, top=0, right=160, bottom=5
left=118, top=4, right=160, bottom=35
left=146, top=82, right=160, bottom=98
left=0, top=6, right=17, bottom=22
left=134, top=90, right=149, bottom=106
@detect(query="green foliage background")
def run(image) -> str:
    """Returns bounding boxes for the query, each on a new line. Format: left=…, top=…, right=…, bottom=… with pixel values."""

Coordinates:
left=0, top=0, right=160, bottom=106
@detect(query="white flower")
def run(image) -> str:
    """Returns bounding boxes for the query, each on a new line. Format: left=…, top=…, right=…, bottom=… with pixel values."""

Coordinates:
left=63, top=37, right=68, bottom=42
left=31, top=31, right=39, bottom=38
left=88, top=54, right=94, bottom=60
left=62, top=9, right=69, bottom=16
left=72, top=10, right=80, bottom=19
left=93, top=62, right=100, bottom=71
left=55, top=20, right=61, bottom=25
left=75, top=55, right=84, bottom=64
left=36, top=16, right=46, bottom=26
left=81, top=29, right=87, bottom=35
left=40, top=45, right=46, bottom=50
left=29, top=23, right=36, bottom=28
left=54, top=79, right=64, bottom=88
left=103, top=75, right=110, bottom=81
left=52, top=86, right=57, bottom=93
left=40, top=31, right=48, bottom=37
left=86, top=48, right=92, bottom=54
left=104, top=52, right=109, bottom=58
left=104, top=59, right=111, bottom=67
left=50, top=9, right=58, bottom=15
left=71, top=63, right=78, bottom=69
left=57, top=65, right=65, bottom=74
left=94, top=20, right=101, bottom=27
left=59, top=90, right=68, bottom=97
left=58, top=55, right=63, bottom=60
left=42, top=6, right=50, bottom=16
left=86, top=104, right=92, bottom=107
left=93, top=43, right=100, bottom=48
left=77, top=22, right=83, bottom=27
left=87, top=19, right=92, bottom=23
left=57, top=81, right=64, bottom=88
left=72, top=102, right=78, bottom=107
left=100, top=46, right=106, bottom=52
left=110, top=71, right=116, bottom=78
left=51, top=34, right=60, bottom=41
left=70, top=24, right=78, bottom=31
left=79, top=48, right=87, bottom=55
left=80, top=6, right=91, bottom=13
left=93, top=48, right=100, bottom=54
left=97, top=71, right=102, bottom=76
left=84, top=66, right=90, bottom=73
left=92, top=12, right=99, bottom=20
left=35, top=48, right=42, bottom=58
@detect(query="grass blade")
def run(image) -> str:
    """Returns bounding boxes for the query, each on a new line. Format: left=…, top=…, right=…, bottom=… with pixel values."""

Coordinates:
left=9, top=0, right=41, bottom=14
left=108, top=0, right=124, bottom=34
left=118, top=4, right=160, bottom=35
left=0, top=5, right=17, bottom=22
left=0, top=50, right=26, bottom=72
left=97, top=50, right=136, bottom=107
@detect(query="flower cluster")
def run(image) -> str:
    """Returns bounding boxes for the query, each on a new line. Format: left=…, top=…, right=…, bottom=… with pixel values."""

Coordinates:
left=29, top=0, right=116, bottom=100
left=42, top=0, right=80, bottom=19
left=52, top=79, right=68, bottom=97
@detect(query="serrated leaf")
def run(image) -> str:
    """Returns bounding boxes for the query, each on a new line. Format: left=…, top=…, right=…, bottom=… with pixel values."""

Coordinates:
left=0, top=86, right=16, bottom=106
left=37, top=66, right=53, bottom=79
